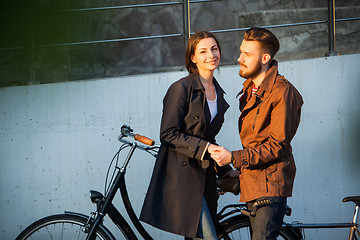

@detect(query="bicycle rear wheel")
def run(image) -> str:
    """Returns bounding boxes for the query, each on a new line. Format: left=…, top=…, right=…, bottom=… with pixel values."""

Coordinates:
left=218, top=216, right=301, bottom=240
left=16, top=213, right=114, bottom=240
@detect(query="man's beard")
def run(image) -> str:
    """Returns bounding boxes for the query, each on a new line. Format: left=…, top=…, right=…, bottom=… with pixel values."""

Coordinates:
left=239, top=59, right=262, bottom=79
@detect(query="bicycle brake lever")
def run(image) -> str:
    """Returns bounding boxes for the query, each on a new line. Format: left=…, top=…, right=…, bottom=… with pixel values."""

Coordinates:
left=121, top=124, right=133, bottom=137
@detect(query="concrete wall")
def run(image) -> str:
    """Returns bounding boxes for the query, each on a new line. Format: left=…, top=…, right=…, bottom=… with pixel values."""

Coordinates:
left=1, top=54, right=360, bottom=239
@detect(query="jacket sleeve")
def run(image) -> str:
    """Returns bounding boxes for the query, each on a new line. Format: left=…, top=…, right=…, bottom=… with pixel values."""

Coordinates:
left=159, top=80, right=209, bottom=160
left=232, top=85, right=302, bottom=169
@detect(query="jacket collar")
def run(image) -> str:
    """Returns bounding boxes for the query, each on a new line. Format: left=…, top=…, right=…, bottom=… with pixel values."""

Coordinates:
left=258, top=59, right=278, bottom=94
left=189, top=72, right=226, bottom=95
left=240, top=59, right=279, bottom=96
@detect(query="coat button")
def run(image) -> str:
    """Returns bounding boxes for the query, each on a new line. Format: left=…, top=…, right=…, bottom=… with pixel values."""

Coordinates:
left=194, top=116, right=199, bottom=120
left=182, top=162, right=187, bottom=166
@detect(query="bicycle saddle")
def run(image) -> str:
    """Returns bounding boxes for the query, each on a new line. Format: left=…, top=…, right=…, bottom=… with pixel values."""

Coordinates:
left=342, top=196, right=360, bottom=205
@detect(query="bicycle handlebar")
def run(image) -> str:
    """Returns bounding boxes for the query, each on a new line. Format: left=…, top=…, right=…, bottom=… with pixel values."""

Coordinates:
left=133, top=134, right=155, bottom=146
left=119, top=124, right=155, bottom=146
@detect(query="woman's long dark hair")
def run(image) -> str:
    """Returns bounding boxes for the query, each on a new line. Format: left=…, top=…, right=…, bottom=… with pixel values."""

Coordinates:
left=185, top=31, right=222, bottom=74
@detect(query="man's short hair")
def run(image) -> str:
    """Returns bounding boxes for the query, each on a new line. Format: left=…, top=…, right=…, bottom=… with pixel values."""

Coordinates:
left=244, top=27, right=280, bottom=58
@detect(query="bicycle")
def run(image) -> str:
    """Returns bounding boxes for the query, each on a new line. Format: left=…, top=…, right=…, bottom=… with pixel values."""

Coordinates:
left=15, top=125, right=358, bottom=240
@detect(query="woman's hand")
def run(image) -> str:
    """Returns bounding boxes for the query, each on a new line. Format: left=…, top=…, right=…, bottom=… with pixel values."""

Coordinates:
left=208, top=144, right=232, bottom=166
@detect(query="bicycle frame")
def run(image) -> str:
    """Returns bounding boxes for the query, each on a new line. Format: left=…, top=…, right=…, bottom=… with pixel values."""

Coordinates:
left=86, top=140, right=155, bottom=240
left=85, top=130, right=239, bottom=240
left=284, top=222, right=359, bottom=240
left=283, top=205, right=359, bottom=240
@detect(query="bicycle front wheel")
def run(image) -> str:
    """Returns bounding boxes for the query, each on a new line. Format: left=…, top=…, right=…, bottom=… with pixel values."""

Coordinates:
left=16, top=213, right=114, bottom=240
left=218, top=216, right=301, bottom=240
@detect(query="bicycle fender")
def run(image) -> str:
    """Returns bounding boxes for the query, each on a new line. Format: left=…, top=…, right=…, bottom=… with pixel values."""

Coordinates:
left=219, top=214, right=249, bottom=228
left=64, top=211, right=116, bottom=240
left=219, top=214, right=303, bottom=240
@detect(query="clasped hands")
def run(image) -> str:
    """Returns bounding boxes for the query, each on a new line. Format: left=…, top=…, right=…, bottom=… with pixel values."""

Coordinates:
left=207, top=144, right=232, bottom=167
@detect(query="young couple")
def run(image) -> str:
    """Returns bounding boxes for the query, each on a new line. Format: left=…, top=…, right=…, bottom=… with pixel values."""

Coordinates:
left=140, top=28, right=303, bottom=240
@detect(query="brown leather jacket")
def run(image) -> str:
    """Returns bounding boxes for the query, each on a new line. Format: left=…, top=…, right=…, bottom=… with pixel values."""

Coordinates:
left=232, top=60, right=303, bottom=203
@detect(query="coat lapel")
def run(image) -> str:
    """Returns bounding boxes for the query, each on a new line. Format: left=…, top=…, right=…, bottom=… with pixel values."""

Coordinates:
left=213, top=77, right=229, bottom=117
left=189, top=74, right=229, bottom=126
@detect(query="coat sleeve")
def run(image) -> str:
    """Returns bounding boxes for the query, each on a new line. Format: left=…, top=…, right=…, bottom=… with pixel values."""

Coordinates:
left=159, top=80, right=209, bottom=160
left=233, top=84, right=303, bottom=169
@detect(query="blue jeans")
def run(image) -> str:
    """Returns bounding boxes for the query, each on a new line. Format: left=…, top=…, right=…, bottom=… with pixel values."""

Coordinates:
left=185, top=198, right=217, bottom=240
left=247, top=197, right=287, bottom=240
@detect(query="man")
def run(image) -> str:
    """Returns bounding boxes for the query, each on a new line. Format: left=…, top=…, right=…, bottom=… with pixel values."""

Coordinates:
left=208, top=27, right=303, bottom=239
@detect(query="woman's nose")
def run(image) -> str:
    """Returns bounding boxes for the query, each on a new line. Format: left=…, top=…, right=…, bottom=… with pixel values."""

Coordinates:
left=208, top=51, right=215, bottom=59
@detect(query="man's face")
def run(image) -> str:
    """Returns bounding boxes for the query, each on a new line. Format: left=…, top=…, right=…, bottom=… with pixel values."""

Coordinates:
left=237, top=40, right=263, bottom=79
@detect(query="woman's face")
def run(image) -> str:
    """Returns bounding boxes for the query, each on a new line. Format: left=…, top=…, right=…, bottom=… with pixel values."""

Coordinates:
left=191, top=37, right=220, bottom=74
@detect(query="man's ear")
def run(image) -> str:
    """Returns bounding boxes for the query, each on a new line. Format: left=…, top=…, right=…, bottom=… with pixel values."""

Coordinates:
left=261, top=53, right=271, bottom=65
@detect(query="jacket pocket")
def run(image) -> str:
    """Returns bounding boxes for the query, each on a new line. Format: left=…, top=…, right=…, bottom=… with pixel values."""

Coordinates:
left=265, top=164, right=278, bottom=192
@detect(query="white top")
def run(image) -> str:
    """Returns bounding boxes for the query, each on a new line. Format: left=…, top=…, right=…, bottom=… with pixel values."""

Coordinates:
left=206, top=89, right=218, bottom=122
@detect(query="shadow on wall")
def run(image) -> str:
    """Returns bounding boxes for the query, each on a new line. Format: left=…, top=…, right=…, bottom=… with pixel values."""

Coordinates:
left=342, top=108, right=360, bottom=178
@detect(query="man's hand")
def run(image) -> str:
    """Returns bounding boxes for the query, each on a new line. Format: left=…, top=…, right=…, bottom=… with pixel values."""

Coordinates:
left=208, top=144, right=232, bottom=166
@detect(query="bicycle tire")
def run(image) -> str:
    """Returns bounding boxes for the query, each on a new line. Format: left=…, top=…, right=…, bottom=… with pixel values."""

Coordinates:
left=16, top=213, right=115, bottom=240
left=218, top=215, right=302, bottom=240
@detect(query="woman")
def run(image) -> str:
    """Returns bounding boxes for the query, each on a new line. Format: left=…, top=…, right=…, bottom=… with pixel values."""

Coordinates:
left=140, top=31, right=234, bottom=239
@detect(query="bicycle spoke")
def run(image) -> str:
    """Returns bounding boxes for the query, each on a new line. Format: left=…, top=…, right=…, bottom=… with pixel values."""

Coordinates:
left=45, top=225, right=54, bottom=240
left=16, top=214, right=113, bottom=240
